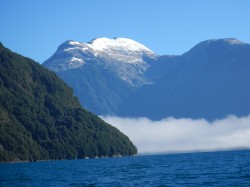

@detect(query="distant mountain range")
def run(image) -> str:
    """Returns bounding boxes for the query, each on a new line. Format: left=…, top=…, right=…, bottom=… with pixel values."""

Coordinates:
left=43, top=37, right=250, bottom=121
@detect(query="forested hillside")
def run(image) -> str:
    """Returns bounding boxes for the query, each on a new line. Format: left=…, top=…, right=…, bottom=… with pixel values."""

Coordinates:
left=0, top=42, right=137, bottom=162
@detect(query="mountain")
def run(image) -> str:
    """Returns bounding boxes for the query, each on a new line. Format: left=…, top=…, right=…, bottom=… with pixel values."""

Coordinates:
left=0, top=42, right=137, bottom=162
left=43, top=37, right=156, bottom=115
left=43, top=37, right=250, bottom=121
left=118, top=38, right=250, bottom=120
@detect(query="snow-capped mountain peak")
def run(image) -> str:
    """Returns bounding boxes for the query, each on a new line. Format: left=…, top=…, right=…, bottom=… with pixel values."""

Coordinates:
left=43, top=37, right=156, bottom=86
left=62, top=37, right=156, bottom=63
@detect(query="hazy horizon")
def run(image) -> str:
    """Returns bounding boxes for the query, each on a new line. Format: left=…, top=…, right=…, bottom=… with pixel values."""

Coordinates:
left=102, top=115, right=250, bottom=154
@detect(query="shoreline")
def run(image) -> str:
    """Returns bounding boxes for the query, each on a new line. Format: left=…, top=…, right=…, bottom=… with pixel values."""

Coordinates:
left=0, top=154, right=137, bottom=164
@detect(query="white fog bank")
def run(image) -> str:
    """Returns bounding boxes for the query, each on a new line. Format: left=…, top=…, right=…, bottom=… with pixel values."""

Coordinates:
left=101, top=115, right=250, bottom=154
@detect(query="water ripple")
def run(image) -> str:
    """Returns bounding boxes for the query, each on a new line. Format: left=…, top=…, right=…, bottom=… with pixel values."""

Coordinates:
left=1, top=150, right=250, bottom=186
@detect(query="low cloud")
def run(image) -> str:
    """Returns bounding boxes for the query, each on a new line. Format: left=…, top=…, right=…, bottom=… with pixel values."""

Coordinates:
left=101, top=115, right=250, bottom=154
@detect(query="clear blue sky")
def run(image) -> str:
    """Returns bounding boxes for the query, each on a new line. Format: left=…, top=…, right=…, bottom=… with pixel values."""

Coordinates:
left=1, top=0, right=249, bottom=63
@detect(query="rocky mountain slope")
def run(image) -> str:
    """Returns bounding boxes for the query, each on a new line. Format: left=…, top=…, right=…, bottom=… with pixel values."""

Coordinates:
left=43, top=37, right=156, bottom=115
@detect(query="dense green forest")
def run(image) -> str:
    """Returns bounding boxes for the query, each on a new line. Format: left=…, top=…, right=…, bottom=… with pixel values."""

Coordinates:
left=0, top=42, right=137, bottom=162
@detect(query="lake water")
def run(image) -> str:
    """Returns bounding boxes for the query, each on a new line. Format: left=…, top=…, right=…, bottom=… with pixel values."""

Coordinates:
left=1, top=150, right=250, bottom=186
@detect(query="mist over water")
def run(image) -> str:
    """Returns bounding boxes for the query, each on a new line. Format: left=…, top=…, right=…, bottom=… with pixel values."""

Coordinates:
left=101, top=115, right=250, bottom=154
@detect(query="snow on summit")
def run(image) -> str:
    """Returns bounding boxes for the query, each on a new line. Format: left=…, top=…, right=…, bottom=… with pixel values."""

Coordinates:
left=43, top=37, right=156, bottom=86
left=82, top=37, right=156, bottom=65
left=63, top=37, right=156, bottom=64
left=53, top=37, right=156, bottom=66
left=86, top=37, right=154, bottom=53
left=223, top=38, right=244, bottom=45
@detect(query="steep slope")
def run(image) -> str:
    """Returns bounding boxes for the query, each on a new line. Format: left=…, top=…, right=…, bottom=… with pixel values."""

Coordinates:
left=118, top=38, right=250, bottom=120
left=43, top=37, right=156, bottom=115
left=0, top=42, right=137, bottom=162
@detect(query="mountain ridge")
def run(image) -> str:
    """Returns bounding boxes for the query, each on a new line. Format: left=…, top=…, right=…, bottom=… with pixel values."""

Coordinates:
left=118, top=38, right=250, bottom=120
left=43, top=37, right=250, bottom=120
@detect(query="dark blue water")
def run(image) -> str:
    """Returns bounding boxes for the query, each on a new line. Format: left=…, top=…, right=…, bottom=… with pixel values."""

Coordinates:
left=1, top=150, right=250, bottom=186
